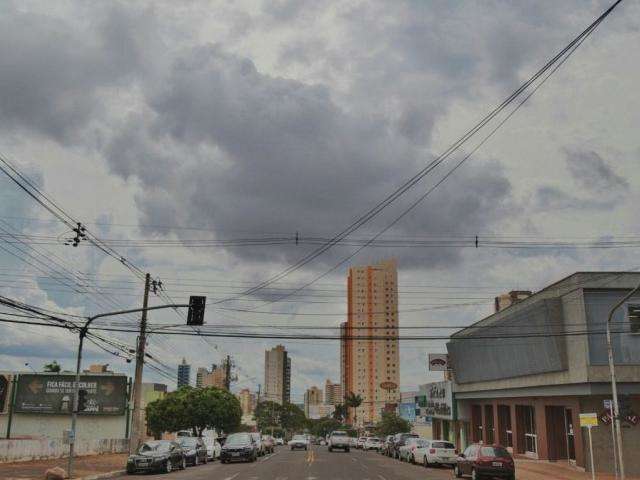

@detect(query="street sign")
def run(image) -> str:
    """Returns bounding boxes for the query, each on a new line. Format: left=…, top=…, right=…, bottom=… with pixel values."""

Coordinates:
left=428, top=354, right=449, bottom=371
left=580, top=413, right=599, bottom=427
left=63, top=429, right=75, bottom=444
left=604, top=399, right=612, bottom=410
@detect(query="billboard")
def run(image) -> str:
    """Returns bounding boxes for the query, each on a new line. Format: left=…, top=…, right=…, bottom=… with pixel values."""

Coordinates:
left=422, top=381, right=454, bottom=420
left=398, top=402, right=417, bottom=423
left=14, top=374, right=128, bottom=415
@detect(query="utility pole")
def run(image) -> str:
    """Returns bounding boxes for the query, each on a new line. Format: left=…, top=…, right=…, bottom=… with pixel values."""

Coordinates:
left=224, top=355, right=231, bottom=391
left=129, top=273, right=151, bottom=453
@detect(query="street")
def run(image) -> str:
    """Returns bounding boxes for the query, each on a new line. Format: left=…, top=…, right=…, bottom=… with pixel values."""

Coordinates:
left=135, top=447, right=454, bottom=480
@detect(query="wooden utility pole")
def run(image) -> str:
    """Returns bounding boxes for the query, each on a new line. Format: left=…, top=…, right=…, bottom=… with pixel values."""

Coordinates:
left=129, top=273, right=151, bottom=453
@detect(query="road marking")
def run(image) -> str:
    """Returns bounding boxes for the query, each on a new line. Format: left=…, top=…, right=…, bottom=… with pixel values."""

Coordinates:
left=378, top=475, right=387, bottom=480
left=222, top=475, right=239, bottom=480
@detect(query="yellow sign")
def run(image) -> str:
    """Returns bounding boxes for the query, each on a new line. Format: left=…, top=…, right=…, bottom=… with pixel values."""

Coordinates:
left=579, top=413, right=598, bottom=427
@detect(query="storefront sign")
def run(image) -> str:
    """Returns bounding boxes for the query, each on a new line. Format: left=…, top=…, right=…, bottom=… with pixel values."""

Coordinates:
left=420, top=381, right=453, bottom=420
left=579, top=413, right=598, bottom=427
left=14, top=374, right=127, bottom=415
left=428, top=354, right=449, bottom=372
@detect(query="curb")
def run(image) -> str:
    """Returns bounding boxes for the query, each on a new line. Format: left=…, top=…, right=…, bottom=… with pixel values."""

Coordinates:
left=78, top=469, right=126, bottom=480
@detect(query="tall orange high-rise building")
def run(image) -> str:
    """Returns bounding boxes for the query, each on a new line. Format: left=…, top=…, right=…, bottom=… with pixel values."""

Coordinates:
left=341, top=259, right=399, bottom=427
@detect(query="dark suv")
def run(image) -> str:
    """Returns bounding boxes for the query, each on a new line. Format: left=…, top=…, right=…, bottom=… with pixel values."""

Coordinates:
left=220, top=433, right=258, bottom=463
left=392, top=432, right=419, bottom=460
left=454, top=444, right=515, bottom=480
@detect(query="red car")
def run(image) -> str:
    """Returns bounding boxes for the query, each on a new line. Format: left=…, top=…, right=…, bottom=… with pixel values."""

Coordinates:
left=454, top=444, right=515, bottom=480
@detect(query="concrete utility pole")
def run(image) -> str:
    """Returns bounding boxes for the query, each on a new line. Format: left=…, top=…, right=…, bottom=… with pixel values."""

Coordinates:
left=224, top=355, right=232, bottom=390
left=129, top=273, right=151, bottom=453
left=605, top=281, right=640, bottom=480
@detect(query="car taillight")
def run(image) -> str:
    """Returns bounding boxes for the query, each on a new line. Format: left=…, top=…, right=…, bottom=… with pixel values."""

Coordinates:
left=429, top=448, right=436, bottom=454
left=412, top=446, right=416, bottom=451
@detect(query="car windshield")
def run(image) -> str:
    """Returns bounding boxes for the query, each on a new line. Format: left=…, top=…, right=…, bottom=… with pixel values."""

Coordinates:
left=432, top=441, right=455, bottom=449
left=480, top=446, right=511, bottom=458
left=226, top=433, right=251, bottom=445
left=179, top=438, right=197, bottom=447
left=138, top=442, right=170, bottom=454
left=332, top=431, right=347, bottom=436
left=292, top=435, right=306, bottom=440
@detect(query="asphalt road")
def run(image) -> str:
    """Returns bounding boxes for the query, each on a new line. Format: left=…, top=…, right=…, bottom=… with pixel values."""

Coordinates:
left=130, top=446, right=455, bottom=480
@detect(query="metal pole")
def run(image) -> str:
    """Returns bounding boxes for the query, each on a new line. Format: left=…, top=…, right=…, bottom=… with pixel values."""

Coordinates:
left=606, top=282, right=640, bottom=480
left=68, top=326, right=87, bottom=479
left=129, top=273, right=151, bottom=453
left=588, top=426, right=596, bottom=480
left=6, top=375, right=18, bottom=439
left=609, top=401, right=618, bottom=479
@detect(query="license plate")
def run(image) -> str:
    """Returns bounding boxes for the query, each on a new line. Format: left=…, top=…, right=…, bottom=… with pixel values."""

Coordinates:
left=492, top=462, right=502, bottom=467
left=231, top=452, right=240, bottom=457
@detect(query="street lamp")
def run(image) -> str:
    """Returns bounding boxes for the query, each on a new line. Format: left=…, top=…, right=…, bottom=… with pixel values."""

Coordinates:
left=67, top=301, right=191, bottom=478
left=605, top=281, right=640, bottom=480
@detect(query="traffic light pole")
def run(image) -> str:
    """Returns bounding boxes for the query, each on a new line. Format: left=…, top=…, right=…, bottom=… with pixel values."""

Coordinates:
left=67, top=295, right=191, bottom=478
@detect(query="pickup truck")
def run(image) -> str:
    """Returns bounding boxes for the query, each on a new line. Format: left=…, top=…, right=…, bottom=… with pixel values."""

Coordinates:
left=327, top=431, right=351, bottom=452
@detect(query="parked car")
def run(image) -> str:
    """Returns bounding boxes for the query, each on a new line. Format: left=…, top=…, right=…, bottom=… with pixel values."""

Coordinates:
left=202, top=436, right=221, bottom=461
left=289, top=434, right=309, bottom=450
left=363, top=437, right=383, bottom=451
left=126, top=440, right=186, bottom=474
left=274, top=437, right=284, bottom=446
left=177, top=436, right=208, bottom=466
left=262, top=434, right=275, bottom=454
left=220, top=432, right=258, bottom=463
left=327, top=430, right=350, bottom=452
left=391, top=432, right=419, bottom=459
left=250, top=432, right=265, bottom=456
left=417, top=439, right=457, bottom=468
left=356, top=436, right=367, bottom=449
left=454, top=444, right=515, bottom=480
left=399, top=437, right=428, bottom=463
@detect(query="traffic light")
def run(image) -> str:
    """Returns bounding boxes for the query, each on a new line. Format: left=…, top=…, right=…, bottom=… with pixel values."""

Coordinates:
left=187, top=296, right=206, bottom=326
left=77, top=389, right=88, bottom=412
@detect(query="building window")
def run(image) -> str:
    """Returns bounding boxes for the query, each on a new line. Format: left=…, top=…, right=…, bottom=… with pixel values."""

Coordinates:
left=629, top=304, right=640, bottom=333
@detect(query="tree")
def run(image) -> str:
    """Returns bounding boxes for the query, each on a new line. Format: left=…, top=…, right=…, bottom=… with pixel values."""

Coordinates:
left=333, top=403, right=348, bottom=422
left=145, top=386, right=241, bottom=438
left=345, top=392, right=362, bottom=425
left=280, top=403, right=307, bottom=432
left=254, top=401, right=282, bottom=431
left=43, top=361, right=61, bottom=372
left=308, top=417, right=341, bottom=438
left=373, top=412, right=411, bottom=437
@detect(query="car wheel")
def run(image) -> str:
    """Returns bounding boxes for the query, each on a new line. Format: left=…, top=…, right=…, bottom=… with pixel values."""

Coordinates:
left=345, top=448, right=350, bottom=453
left=424, top=456, right=430, bottom=468
left=181, top=457, right=186, bottom=470
left=471, top=468, right=481, bottom=480
left=203, top=454, right=208, bottom=464
left=454, top=465, right=463, bottom=478
left=410, top=454, right=415, bottom=464
left=164, top=460, right=172, bottom=474
left=126, top=467, right=135, bottom=475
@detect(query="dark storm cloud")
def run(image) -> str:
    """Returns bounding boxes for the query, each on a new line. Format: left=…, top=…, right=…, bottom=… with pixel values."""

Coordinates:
left=101, top=45, right=514, bottom=268
left=565, top=149, right=629, bottom=194
left=0, top=3, right=156, bottom=142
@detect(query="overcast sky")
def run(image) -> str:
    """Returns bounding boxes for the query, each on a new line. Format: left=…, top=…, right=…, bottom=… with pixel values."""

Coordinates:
left=0, top=0, right=638, bottom=402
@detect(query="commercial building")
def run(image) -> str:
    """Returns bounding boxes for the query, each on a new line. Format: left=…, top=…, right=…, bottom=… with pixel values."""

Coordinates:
left=264, top=345, right=291, bottom=405
left=196, top=367, right=207, bottom=388
left=177, top=358, right=191, bottom=388
left=416, top=381, right=455, bottom=443
left=237, top=388, right=257, bottom=416
left=398, top=390, right=418, bottom=424
left=324, top=379, right=342, bottom=405
left=447, top=272, right=640, bottom=475
left=341, top=259, right=400, bottom=427
left=304, top=386, right=323, bottom=418
left=196, top=364, right=226, bottom=390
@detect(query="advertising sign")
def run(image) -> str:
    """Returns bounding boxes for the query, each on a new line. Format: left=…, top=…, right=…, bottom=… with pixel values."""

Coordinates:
left=398, top=402, right=417, bottom=423
left=422, top=381, right=453, bottom=420
left=0, top=374, right=9, bottom=413
left=14, top=374, right=127, bottom=415
left=428, top=354, right=449, bottom=372
left=579, top=413, right=598, bottom=427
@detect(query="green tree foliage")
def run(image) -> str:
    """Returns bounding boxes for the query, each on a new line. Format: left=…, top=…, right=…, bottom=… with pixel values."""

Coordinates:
left=43, top=361, right=61, bottom=372
left=345, top=392, right=363, bottom=425
left=146, top=387, right=241, bottom=438
left=373, top=412, right=411, bottom=437
left=308, top=417, right=342, bottom=438
left=333, top=403, right=347, bottom=422
left=254, top=401, right=307, bottom=433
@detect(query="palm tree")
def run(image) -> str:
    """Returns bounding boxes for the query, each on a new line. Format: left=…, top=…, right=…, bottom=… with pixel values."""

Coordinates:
left=345, top=392, right=362, bottom=426
left=333, top=403, right=347, bottom=422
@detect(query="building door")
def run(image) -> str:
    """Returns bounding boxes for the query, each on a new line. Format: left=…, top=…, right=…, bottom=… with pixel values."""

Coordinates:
left=517, top=405, right=537, bottom=458
left=484, top=405, right=495, bottom=444
left=545, top=406, right=568, bottom=461
left=471, top=405, right=483, bottom=443
left=498, top=405, right=512, bottom=447
left=565, top=408, right=576, bottom=464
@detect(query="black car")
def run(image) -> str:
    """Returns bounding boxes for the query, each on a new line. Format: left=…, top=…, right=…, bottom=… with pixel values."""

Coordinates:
left=392, top=432, right=419, bottom=459
left=177, top=437, right=208, bottom=466
left=220, top=432, right=258, bottom=463
left=126, top=440, right=186, bottom=474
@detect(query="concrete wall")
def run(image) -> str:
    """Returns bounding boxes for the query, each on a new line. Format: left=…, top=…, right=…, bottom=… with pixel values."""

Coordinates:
left=0, top=412, right=129, bottom=441
left=0, top=437, right=128, bottom=463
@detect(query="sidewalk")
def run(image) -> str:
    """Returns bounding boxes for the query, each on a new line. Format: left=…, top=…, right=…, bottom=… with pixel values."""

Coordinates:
left=516, top=459, right=640, bottom=480
left=0, top=453, right=127, bottom=480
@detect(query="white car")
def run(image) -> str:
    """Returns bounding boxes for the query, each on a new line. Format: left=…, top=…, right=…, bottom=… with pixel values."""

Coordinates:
left=415, top=439, right=457, bottom=467
left=202, top=436, right=221, bottom=461
left=356, top=437, right=367, bottom=449
left=288, top=434, right=309, bottom=450
left=399, top=437, right=429, bottom=463
left=363, top=437, right=383, bottom=451
left=275, top=437, right=284, bottom=446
